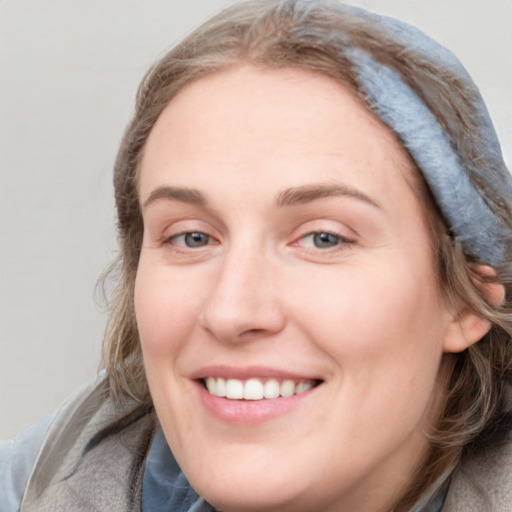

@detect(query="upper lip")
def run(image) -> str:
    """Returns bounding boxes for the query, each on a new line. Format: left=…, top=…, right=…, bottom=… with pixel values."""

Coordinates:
left=190, top=365, right=323, bottom=382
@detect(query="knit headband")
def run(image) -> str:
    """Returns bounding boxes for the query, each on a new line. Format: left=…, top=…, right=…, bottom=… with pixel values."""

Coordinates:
left=339, top=6, right=512, bottom=266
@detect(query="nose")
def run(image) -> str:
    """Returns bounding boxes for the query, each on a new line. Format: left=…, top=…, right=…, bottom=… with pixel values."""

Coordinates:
left=198, top=247, right=286, bottom=344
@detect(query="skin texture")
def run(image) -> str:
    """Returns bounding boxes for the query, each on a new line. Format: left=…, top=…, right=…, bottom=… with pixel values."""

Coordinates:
left=134, top=66, right=489, bottom=512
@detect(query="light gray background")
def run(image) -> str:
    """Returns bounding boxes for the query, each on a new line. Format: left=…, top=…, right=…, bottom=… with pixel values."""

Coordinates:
left=1, top=0, right=511, bottom=439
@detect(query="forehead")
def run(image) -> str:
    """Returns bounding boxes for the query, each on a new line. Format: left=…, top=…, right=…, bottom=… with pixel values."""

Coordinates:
left=139, top=65, right=420, bottom=211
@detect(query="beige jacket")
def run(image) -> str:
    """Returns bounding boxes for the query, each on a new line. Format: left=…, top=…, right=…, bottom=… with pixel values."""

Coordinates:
left=443, top=440, right=512, bottom=511
left=18, top=378, right=512, bottom=512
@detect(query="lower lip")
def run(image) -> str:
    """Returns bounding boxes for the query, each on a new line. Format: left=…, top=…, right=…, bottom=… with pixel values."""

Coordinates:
left=195, top=381, right=317, bottom=425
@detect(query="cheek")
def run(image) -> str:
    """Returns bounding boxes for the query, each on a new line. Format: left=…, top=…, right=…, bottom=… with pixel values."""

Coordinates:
left=292, top=262, right=447, bottom=404
left=133, top=259, right=206, bottom=427
left=134, top=258, right=201, bottom=357
left=296, top=262, right=442, bottom=341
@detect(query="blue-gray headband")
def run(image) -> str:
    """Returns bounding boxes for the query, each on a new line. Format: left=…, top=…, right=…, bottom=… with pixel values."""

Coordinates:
left=339, top=6, right=512, bottom=266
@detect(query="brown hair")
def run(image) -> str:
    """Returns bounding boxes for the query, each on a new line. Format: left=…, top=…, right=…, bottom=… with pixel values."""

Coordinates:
left=100, top=1, right=512, bottom=509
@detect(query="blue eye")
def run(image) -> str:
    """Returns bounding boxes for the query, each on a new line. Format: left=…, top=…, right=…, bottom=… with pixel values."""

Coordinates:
left=171, top=232, right=211, bottom=248
left=299, top=232, right=348, bottom=249
left=312, top=233, right=340, bottom=248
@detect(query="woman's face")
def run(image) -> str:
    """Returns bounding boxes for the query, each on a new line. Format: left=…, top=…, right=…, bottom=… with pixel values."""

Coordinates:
left=135, top=66, right=458, bottom=512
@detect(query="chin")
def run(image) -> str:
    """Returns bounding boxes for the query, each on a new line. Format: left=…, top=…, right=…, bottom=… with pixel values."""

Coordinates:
left=197, top=481, right=310, bottom=512
left=184, top=453, right=320, bottom=512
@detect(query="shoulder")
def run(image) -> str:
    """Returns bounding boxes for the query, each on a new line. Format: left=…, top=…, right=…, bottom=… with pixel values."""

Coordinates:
left=20, top=375, right=156, bottom=512
left=0, top=412, right=56, bottom=512
left=443, top=437, right=512, bottom=512
left=0, top=377, right=110, bottom=512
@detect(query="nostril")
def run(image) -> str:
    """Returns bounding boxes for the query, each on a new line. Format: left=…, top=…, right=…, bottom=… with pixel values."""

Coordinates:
left=240, top=328, right=265, bottom=336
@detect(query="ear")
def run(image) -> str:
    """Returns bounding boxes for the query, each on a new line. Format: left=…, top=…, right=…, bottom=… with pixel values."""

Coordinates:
left=443, top=265, right=505, bottom=353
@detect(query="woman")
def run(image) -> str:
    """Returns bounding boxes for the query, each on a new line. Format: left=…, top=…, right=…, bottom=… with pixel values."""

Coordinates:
left=3, top=1, right=512, bottom=511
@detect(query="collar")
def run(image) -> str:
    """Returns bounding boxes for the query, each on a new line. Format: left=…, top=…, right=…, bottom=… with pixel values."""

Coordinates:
left=142, top=428, right=447, bottom=512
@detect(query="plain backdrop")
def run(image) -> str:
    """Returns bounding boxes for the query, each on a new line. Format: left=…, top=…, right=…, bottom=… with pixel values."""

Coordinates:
left=1, top=0, right=511, bottom=439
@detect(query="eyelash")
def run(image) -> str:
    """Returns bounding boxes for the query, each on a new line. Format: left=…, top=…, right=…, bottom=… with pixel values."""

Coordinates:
left=164, top=229, right=354, bottom=253
left=294, top=231, right=354, bottom=251
left=164, top=231, right=215, bottom=249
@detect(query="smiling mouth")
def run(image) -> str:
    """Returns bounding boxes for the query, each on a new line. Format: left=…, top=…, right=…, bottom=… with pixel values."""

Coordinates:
left=202, top=377, right=321, bottom=400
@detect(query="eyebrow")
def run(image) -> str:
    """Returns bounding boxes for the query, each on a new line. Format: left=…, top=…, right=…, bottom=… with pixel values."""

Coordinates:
left=142, top=182, right=380, bottom=210
left=142, top=186, right=206, bottom=208
left=276, top=183, right=380, bottom=209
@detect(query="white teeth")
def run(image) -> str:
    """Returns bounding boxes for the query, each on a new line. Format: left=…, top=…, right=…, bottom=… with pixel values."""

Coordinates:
left=225, top=379, right=244, bottom=399
left=204, top=377, right=316, bottom=400
left=206, top=377, right=226, bottom=397
left=206, top=377, right=216, bottom=394
left=216, top=378, right=226, bottom=397
left=264, top=379, right=280, bottom=399
left=244, top=378, right=264, bottom=400
left=280, top=379, right=295, bottom=397
left=296, top=381, right=314, bottom=394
